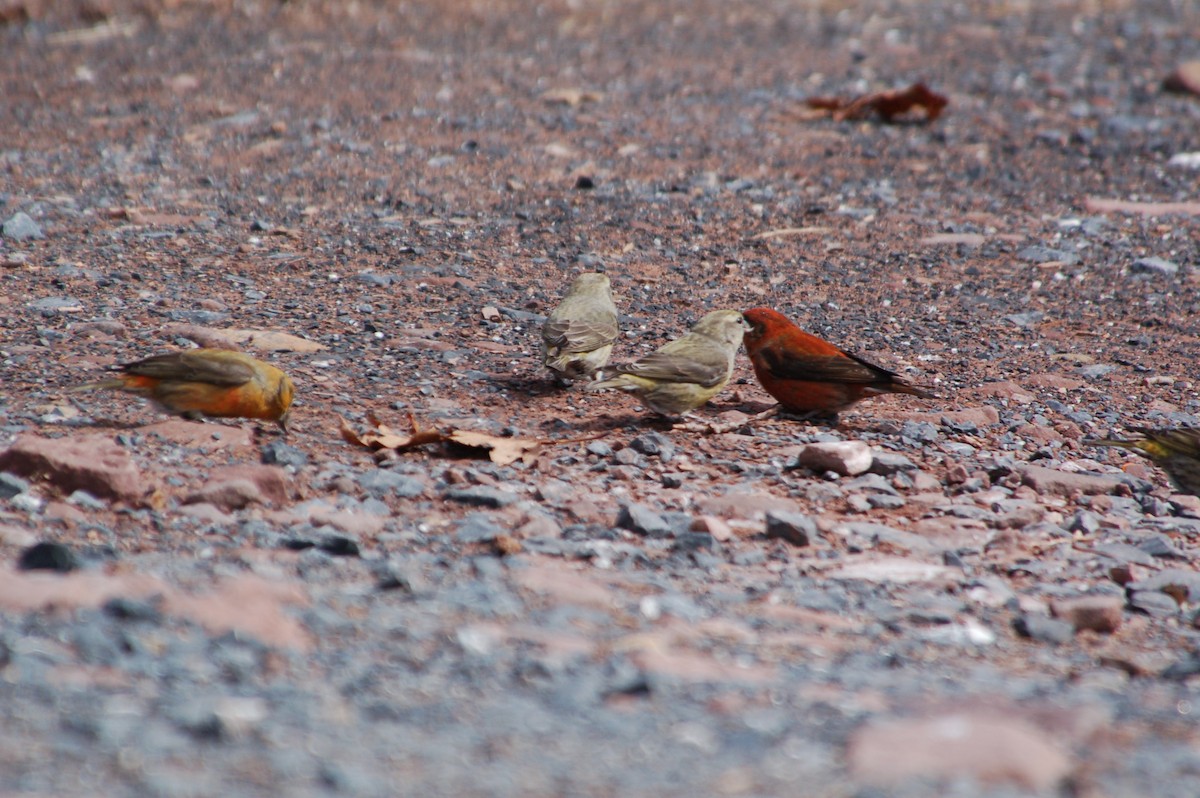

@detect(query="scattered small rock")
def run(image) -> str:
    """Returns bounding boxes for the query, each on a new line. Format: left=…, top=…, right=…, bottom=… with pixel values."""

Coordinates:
left=18, top=541, right=80, bottom=573
left=793, top=441, right=872, bottom=476
left=2, top=211, right=45, bottom=240
left=1013, top=614, right=1075, bottom=645
left=1050, top=595, right=1124, bottom=633
left=764, top=510, right=816, bottom=546
left=445, top=486, right=519, bottom=508
left=617, top=503, right=672, bottom=538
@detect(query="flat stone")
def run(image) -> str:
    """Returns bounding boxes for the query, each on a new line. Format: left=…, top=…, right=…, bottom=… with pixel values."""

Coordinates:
left=697, top=491, right=802, bottom=520
left=0, top=434, right=143, bottom=502
left=847, top=711, right=1072, bottom=791
left=828, top=556, right=957, bottom=584
left=356, top=468, right=426, bottom=498
left=445, top=486, right=519, bottom=508
left=1017, top=464, right=1122, bottom=497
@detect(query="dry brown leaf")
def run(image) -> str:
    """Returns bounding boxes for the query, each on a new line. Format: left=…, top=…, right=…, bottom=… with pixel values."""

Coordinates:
left=806, top=82, right=948, bottom=123
left=448, top=429, right=543, bottom=466
left=341, top=414, right=608, bottom=466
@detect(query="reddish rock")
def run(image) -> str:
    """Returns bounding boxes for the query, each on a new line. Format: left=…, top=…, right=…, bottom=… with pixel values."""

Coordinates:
left=1050, top=595, right=1125, bottom=633
left=206, top=464, right=291, bottom=505
left=1163, top=60, right=1200, bottom=95
left=690, top=515, right=733, bottom=542
left=161, top=574, right=312, bottom=650
left=848, top=711, right=1072, bottom=791
left=1017, top=464, right=1122, bottom=497
left=184, top=478, right=265, bottom=511
left=42, top=501, right=87, bottom=525
left=141, top=419, right=254, bottom=450
left=697, top=492, right=802, bottom=520
left=309, top=507, right=387, bottom=536
left=898, top=406, right=1001, bottom=427
left=0, top=434, right=143, bottom=502
left=176, top=501, right=237, bottom=525
left=965, top=381, right=1037, bottom=404
left=794, top=441, right=872, bottom=476
left=0, top=524, right=37, bottom=548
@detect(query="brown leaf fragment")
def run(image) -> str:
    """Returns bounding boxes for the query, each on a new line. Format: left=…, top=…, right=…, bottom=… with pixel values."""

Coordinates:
left=448, top=429, right=543, bottom=466
left=341, top=414, right=610, bottom=467
left=806, top=82, right=948, bottom=123
left=340, top=413, right=448, bottom=451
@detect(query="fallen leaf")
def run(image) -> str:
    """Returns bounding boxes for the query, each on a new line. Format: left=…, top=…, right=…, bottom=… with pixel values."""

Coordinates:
left=340, top=414, right=607, bottom=466
left=449, top=429, right=542, bottom=466
left=806, top=83, right=948, bottom=123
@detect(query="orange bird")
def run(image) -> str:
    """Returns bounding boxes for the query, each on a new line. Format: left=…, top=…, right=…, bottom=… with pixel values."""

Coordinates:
left=71, top=349, right=295, bottom=431
left=742, top=307, right=932, bottom=419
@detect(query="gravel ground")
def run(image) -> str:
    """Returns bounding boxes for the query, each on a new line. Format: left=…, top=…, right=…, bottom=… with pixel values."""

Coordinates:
left=3, top=0, right=1200, bottom=796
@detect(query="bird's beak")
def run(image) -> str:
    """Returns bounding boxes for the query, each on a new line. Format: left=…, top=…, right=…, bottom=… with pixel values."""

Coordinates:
left=277, top=410, right=291, bottom=436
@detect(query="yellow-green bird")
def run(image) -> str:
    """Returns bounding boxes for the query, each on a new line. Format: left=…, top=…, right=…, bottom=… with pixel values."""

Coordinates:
left=586, top=309, right=750, bottom=417
left=542, top=272, right=620, bottom=383
left=1085, top=427, right=1200, bottom=496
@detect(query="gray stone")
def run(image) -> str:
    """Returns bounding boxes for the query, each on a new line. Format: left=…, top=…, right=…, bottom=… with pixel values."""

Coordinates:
left=454, top=513, right=504, bottom=543
left=765, top=510, right=816, bottom=546
left=1131, top=256, right=1179, bottom=277
left=2, top=211, right=44, bottom=240
left=261, top=441, right=309, bottom=468
left=1127, top=569, right=1200, bottom=603
left=357, top=469, right=425, bottom=498
left=617, top=503, right=671, bottom=538
left=445, top=486, right=518, bottom=508
left=868, top=452, right=917, bottom=476
left=1128, top=590, right=1180, bottom=618
left=0, top=472, right=30, bottom=500
left=629, top=432, right=675, bottom=462
left=1017, top=245, right=1079, bottom=265
left=1013, top=614, right=1075, bottom=645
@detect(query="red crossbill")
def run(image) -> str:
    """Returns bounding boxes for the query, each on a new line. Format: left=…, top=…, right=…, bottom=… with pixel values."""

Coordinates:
left=742, top=307, right=932, bottom=419
left=72, top=349, right=295, bottom=431
left=587, top=309, right=749, bottom=417
left=542, top=272, right=619, bottom=382
left=1085, top=428, right=1200, bottom=496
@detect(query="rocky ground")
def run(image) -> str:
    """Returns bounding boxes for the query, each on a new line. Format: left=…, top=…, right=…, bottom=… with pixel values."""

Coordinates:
left=2, top=0, right=1200, bottom=795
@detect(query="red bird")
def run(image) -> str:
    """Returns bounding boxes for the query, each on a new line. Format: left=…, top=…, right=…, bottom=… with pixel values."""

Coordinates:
left=742, top=307, right=933, bottom=419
